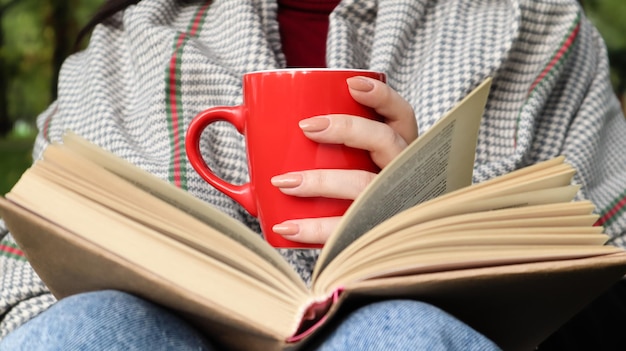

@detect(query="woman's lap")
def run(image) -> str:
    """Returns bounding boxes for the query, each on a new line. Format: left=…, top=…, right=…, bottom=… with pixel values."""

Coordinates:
left=0, top=290, right=501, bottom=351
left=0, top=290, right=214, bottom=351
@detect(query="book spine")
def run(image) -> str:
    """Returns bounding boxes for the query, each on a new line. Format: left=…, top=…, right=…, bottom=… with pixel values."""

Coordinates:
left=286, top=287, right=344, bottom=343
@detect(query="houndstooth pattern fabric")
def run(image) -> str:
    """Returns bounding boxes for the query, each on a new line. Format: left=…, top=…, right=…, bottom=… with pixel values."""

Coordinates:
left=0, top=225, right=56, bottom=338
left=1, top=0, right=625, bottom=339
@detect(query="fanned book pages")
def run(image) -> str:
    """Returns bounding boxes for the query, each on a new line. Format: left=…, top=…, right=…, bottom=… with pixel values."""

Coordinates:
left=2, top=78, right=626, bottom=351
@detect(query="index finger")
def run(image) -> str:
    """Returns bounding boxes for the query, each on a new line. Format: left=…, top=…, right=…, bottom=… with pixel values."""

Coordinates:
left=347, top=76, right=418, bottom=144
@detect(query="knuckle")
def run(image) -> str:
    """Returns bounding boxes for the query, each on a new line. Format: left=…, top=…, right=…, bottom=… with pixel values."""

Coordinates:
left=354, top=170, right=376, bottom=194
left=314, top=221, right=327, bottom=243
left=300, top=220, right=325, bottom=244
left=313, top=171, right=328, bottom=192
left=301, top=171, right=326, bottom=195
left=321, top=115, right=355, bottom=143
left=382, top=124, right=399, bottom=146
left=337, top=114, right=355, bottom=135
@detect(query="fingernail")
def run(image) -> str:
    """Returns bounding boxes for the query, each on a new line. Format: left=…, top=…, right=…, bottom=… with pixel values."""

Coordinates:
left=347, top=76, right=375, bottom=92
left=271, top=173, right=303, bottom=188
left=272, top=222, right=300, bottom=236
left=299, top=117, right=330, bottom=132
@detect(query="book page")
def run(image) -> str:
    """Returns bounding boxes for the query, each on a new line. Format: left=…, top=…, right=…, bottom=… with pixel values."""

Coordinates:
left=318, top=201, right=600, bottom=283
left=321, top=157, right=577, bottom=273
left=314, top=78, right=493, bottom=276
left=32, top=146, right=305, bottom=293
left=61, top=132, right=299, bottom=282
left=6, top=174, right=307, bottom=338
left=327, top=245, right=623, bottom=291
left=314, top=185, right=607, bottom=292
left=324, top=228, right=609, bottom=287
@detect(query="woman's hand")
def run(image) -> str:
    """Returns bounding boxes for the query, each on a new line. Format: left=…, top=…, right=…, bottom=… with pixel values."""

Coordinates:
left=270, top=76, right=418, bottom=244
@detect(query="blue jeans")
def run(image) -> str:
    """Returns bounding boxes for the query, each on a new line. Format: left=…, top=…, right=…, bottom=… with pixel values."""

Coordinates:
left=0, top=290, right=501, bottom=350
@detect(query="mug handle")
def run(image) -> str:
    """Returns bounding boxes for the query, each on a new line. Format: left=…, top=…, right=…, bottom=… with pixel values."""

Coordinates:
left=185, top=105, right=258, bottom=216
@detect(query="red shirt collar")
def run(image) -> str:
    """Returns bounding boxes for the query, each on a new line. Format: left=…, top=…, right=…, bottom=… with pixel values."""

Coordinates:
left=277, top=0, right=341, bottom=13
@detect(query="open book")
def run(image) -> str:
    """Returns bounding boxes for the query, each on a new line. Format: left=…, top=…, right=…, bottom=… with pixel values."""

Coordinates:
left=2, top=78, right=626, bottom=351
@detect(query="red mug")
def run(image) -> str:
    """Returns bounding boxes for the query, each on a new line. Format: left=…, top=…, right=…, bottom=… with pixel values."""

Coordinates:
left=185, top=69, right=385, bottom=248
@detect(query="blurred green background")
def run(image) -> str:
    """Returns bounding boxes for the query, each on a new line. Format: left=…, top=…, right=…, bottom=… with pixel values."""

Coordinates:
left=0, top=0, right=625, bottom=195
left=1, top=0, right=104, bottom=195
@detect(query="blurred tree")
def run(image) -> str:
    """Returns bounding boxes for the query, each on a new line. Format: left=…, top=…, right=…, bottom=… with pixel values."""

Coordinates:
left=49, top=0, right=79, bottom=99
left=0, top=0, right=103, bottom=136
left=0, top=0, right=19, bottom=136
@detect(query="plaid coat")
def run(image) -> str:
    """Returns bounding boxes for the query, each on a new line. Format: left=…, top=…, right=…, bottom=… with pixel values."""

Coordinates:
left=1, top=0, right=625, bottom=339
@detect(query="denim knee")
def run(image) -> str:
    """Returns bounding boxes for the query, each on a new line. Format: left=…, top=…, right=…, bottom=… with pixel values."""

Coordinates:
left=315, top=299, right=501, bottom=351
left=0, top=290, right=214, bottom=351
